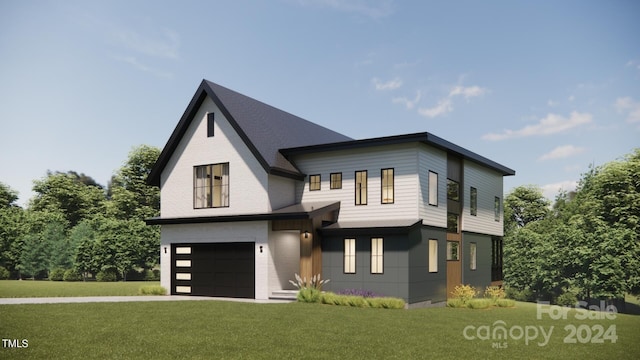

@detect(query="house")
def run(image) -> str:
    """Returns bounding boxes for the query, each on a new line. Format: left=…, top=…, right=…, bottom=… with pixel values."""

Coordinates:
left=146, top=79, right=515, bottom=306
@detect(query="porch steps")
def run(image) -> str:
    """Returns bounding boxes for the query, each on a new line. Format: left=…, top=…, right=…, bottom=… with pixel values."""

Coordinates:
left=270, top=290, right=298, bottom=300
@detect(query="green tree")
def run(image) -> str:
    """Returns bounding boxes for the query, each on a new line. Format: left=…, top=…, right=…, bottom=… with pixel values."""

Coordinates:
left=17, top=211, right=68, bottom=279
left=504, top=185, right=550, bottom=231
left=0, top=181, right=19, bottom=208
left=30, top=171, right=106, bottom=227
left=0, top=183, right=25, bottom=276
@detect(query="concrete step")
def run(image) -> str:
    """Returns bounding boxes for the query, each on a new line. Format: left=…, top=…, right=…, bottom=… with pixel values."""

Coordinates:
left=270, top=290, right=298, bottom=300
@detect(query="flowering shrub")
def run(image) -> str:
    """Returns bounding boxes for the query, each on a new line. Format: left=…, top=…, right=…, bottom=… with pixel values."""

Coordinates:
left=484, top=286, right=506, bottom=302
left=289, top=273, right=329, bottom=303
left=337, top=289, right=378, bottom=298
left=450, top=284, right=478, bottom=303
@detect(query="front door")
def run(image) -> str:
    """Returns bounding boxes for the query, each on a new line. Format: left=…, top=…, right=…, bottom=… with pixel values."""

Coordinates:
left=446, top=233, right=462, bottom=298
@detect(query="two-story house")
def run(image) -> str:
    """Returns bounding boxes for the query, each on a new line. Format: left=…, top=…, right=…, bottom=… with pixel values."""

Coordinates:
left=146, top=80, right=515, bottom=307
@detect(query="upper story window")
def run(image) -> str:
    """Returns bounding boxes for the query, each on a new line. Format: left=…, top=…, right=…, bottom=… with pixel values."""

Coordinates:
left=207, top=113, right=215, bottom=137
left=330, top=173, right=342, bottom=189
left=381, top=168, right=394, bottom=204
left=428, top=171, right=438, bottom=206
left=447, top=213, right=459, bottom=233
left=309, top=174, right=321, bottom=191
left=447, top=179, right=459, bottom=202
left=494, top=196, right=501, bottom=221
left=194, top=163, right=229, bottom=208
left=355, top=170, right=367, bottom=205
left=470, top=187, right=478, bottom=216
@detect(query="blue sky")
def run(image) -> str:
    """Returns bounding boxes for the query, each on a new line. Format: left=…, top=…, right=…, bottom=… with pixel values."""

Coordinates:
left=1, top=0, right=638, bottom=206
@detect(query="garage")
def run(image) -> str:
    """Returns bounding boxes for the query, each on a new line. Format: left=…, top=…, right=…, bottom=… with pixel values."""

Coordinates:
left=171, top=242, right=255, bottom=298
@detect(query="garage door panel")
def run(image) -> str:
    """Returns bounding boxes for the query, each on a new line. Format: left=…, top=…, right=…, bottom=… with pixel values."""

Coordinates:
left=171, top=242, right=255, bottom=298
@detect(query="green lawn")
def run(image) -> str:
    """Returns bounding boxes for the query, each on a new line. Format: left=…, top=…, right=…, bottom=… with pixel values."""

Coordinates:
left=1, top=300, right=638, bottom=359
left=0, top=280, right=159, bottom=298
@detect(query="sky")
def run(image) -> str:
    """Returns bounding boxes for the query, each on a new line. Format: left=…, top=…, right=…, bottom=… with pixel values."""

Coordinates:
left=1, top=0, right=638, bottom=206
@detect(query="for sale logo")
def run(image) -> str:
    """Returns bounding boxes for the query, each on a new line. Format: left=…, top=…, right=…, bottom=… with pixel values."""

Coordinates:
left=462, top=301, right=618, bottom=348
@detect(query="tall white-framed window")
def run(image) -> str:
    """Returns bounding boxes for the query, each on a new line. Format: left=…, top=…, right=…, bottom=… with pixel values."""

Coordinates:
left=371, top=238, right=384, bottom=274
left=429, top=239, right=438, bottom=273
left=344, top=238, right=356, bottom=274
left=470, top=242, right=477, bottom=270
left=428, top=171, right=438, bottom=206
left=194, top=163, right=229, bottom=208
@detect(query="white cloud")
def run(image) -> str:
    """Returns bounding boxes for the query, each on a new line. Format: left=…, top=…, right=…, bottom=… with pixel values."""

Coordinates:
left=372, top=77, right=402, bottom=91
left=111, top=28, right=180, bottom=59
left=541, top=180, right=578, bottom=200
left=418, top=98, right=453, bottom=118
left=547, top=99, right=559, bottom=107
left=538, top=145, right=586, bottom=161
left=295, top=0, right=394, bottom=19
left=482, top=111, right=593, bottom=141
left=111, top=55, right=173, bottom=78
left=416, top=84, right=487, bottom=118
left=392, top=90, right=421, bottom=109
left=614, top=97, right=640, bottom=123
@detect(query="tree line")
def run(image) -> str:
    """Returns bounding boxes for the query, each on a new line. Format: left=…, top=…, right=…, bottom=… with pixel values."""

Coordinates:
left=503, top=149, right=640, bottom=304
left=0, top=145, right=160, bottom=281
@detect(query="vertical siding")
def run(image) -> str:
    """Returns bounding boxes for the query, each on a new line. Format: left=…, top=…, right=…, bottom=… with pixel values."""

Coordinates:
left=160, top=96, right=270, bottom=218
left=462, top=160, right=504, bottom=236
left=291, top=144, right=420, bottom=222
left=418, top=145, right=447, bottom=228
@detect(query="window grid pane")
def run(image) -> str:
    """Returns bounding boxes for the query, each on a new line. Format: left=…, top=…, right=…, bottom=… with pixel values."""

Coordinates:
left=330, top=173, right=342, bottom=189
left=310, top=175, right=321, bottom=191
left=371, top=238, right=383, bottom=274
left=381, top=168, right=394, bottom=204
left=344, top=239, right=356, bottom=274
left=355, top=171, right=367, bottom=205
left=194, top=163, right=229, bottom=208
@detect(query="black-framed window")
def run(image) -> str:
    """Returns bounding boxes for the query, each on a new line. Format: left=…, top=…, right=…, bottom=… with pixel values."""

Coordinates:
left=470, top=187, right=478, bottom=216
left=207, top=113, right=215, bottom=137
left=309, top=174, right=321, bottom=191
left=447, top=212, right=459, bottom=233
left=446, top=241, right=459, bottom=261
left=428, top=171, right=438, bottom=206
left=371, top=237, right=383, bottom=274
left=494, top=196, right=501, bottom=221
left=381, top=168, right=394, bottom=204
left=447, top=179, right=459, bottom=202
left=330, top=173, right=342, bottom=189
left=355, top=170, right=367, bottom=205
left=344, top=238, right=356, bottom=274
left=194, top=163, right=229, bottom=208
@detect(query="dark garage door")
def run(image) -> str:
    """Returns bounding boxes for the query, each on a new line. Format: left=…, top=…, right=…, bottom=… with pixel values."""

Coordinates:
left=172, top=242, right=255, bottom=298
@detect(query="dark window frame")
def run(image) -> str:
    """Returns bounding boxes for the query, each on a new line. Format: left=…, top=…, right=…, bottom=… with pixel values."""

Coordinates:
left=330, top=172, right=342, bottom=189
left=193, top=163, right=230, bottom=209
left=428, top=171, right=438, bottom=207
left=355, top=170, right=368, bottom=205
left=207, top=113, right=215, bottom=137
left=309, top=174, right=321, bottom=191
left=381, top=168, right=394, bottom=204
left=370, top=237, right=384, bottom=274
left=344, top=238, right=356, bottom=274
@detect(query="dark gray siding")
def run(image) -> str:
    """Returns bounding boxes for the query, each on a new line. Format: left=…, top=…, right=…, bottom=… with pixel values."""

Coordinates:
left=407, top=227, right=448, bottom=304
left=462, top=232, right=492, bottom=293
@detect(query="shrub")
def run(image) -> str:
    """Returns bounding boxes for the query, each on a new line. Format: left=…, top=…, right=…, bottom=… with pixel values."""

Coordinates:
left=467, top=298, right=492, bottom=309
left=556, top=288, right=579, bottom=306
left=63, top=269, right=83, bottom=282
left=289, top=273, right=330, bottom=291
left=496, top=299, right=516, bottom=307
left=337, top=289, right=378, bottom=298
left=484, top=286, right=506, bottom=303
left=297, top=288, right=321, bottom=303
left=450, top=284, right=478, bottom=303
left=144, top=269, right=160, bottom=281
left=320, top=292, right=339, bottom=305
left=447, top=298, right=467, bottom=308
left=138, top=285, right=167, bottom=295
left=96, top=268, right=118, bottom=282
left=367, top=297, right=405, bottom=309
left=49, top=268, right=66, bottom=281
left=0, top=266, right=9, bottom=280
left=505, top=287, right=533, bottom=302
left=346, top=295, right=369, bottom=307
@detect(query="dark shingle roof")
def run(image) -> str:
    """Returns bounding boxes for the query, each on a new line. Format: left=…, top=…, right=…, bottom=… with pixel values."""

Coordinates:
left=147, top=80, right=353, bottom=185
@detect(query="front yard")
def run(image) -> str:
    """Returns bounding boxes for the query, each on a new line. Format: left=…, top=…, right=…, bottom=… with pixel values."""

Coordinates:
left=1, top=296, right=638, bottom=359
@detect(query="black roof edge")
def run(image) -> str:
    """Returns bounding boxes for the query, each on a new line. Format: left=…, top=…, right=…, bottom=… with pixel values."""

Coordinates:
left=318, top=219, right=423, bottom=235
left=281, top=132, right=515, bottom=176
left=146, top=80, right=280, bottom=186
left=269, top=167, right=306, bottom=180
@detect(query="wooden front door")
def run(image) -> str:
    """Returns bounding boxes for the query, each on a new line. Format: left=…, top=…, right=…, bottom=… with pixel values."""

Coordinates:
left=446, top=233, right=462, bottom=299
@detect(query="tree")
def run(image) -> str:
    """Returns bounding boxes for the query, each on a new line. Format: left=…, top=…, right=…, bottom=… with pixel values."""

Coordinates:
left=0, top=183, right=24, bottom=276
left=0, top=181, right=19, bottom=208
left=504, top=185, right=550, bottom=231
left=30, top=171, right=106, bottom=227
left=17, top=211, right=68, bottom=279
left=107, top=145, right=160, bottom=220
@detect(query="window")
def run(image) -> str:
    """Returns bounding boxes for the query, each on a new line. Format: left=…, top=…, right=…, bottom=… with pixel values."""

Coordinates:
left=447, top=241, right=459, bottom=261
left=470, top=187, right=478, bottom=216
left=344, top=239, right=356, bottom=274
left=309, top=174, right=321, bottom=191
left=194, top=163, right=229, bottom=208
left=355, top=170, right=367, bottom=205
left=470, top=242, right=477, bottom=270
left=381, top=168, right=394, bottom=204
left=330, top=173, right=342, bottom=189
left=429, top=239, right=438, bottom=273
left=447, top=213, right=459, bottom=233
left=428, top=171, right=438, bottom=206
left=494, top=196, right=501, bottom=221
left=492, top=237, right=503, bottom=281
left=207, top=113, right=215, bottom=137
left=447, top=179, right=459, bottom=201
left=371, top=238, right=383, bottom=274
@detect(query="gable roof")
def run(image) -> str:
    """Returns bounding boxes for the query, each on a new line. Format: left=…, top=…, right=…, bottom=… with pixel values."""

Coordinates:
left=147, top=80, right=353, bottom=186
left=281, top=132, right=516, bottom=176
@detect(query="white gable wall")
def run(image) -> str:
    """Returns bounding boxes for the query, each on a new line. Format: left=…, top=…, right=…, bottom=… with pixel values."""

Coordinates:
left=160, top=96, right=271, bottom=218
left=462, top=160, right=504, bottom=236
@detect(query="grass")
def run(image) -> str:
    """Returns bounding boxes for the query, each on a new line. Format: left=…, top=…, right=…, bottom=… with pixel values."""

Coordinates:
left=0, top=280, right=159, bottom=298
left=1, top=301, right=639, bottom=359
